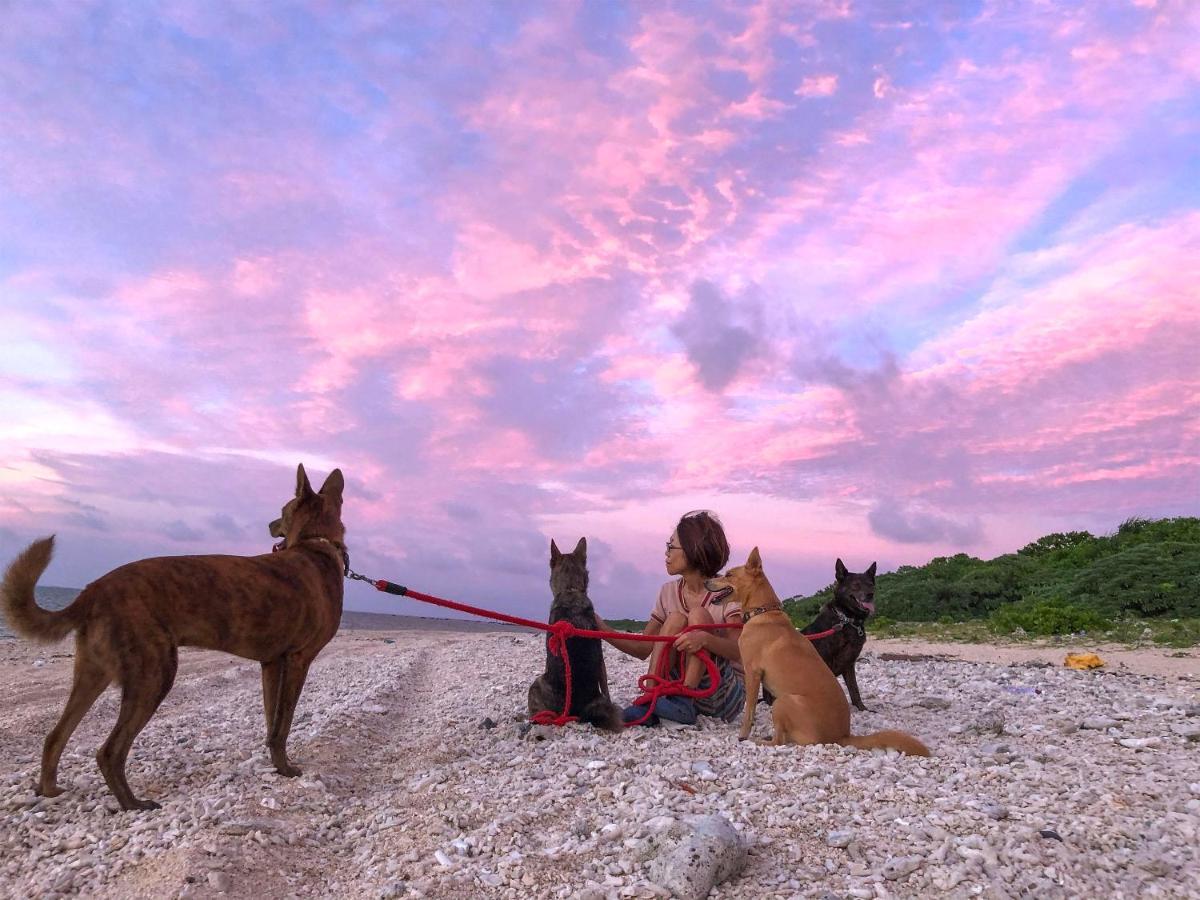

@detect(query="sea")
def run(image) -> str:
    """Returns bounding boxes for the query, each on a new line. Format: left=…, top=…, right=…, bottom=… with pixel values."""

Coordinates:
left=1, top=587, right=524, bottom=639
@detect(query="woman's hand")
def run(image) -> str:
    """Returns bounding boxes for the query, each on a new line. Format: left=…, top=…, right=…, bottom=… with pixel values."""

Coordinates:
left=673, top=630, right=710, bottom=655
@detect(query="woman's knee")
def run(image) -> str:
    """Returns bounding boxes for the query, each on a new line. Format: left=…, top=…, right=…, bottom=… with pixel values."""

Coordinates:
left=660, top=612, right=688, bottom=635
left=687, top=606, right=715, bottom=626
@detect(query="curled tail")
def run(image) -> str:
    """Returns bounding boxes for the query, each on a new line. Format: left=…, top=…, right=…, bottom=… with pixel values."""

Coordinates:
left=1, top=537, right=78, bottom=644
left=840, top=729, right=930, bottom=757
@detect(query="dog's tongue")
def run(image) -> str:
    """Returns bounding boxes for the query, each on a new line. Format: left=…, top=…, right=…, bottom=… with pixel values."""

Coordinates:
left=860, top=600, right=876, bottom=615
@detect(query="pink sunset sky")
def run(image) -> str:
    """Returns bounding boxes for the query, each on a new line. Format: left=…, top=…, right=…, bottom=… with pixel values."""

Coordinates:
left=1, top=1, right=1197, bottom=620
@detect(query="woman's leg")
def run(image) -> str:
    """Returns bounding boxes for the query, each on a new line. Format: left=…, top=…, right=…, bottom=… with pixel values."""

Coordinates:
left=648, top=611, right=687, bottom=678
left=683, top=606, right=716, bottom=688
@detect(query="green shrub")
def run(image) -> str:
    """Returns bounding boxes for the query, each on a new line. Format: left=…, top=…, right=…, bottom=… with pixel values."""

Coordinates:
left=782, top=517, right=1199, bottom=628
left=989, top=598, right=1110, bottom=636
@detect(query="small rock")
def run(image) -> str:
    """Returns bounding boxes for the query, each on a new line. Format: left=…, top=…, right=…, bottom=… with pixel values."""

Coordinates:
left=881, top=855, right=923, bottom=880
left=826, top=830, right=854, bottom=849
left=1118, top=738, right=1161, bottom=749
left=207, top=871, right=232, bottom=892
left=972, top=711, right=1005, bottom=735
left=479, top=717, right=497, bottom=730
left=981, top=803, right=1009, bottom=820
left=916, top=697, right=952, bottom=710
left=1080, top=717, right=1120, bottom=730
left=1039, top=829, right=1064, bottom=842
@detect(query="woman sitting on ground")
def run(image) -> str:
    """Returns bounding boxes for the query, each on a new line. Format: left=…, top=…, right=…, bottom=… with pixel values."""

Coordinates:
left=595, top=510, right=744, bottom=726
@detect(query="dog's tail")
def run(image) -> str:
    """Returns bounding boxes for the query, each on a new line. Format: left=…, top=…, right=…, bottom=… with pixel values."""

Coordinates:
left=579, top=695, right=624, bottom=733
left=840, top=729, right=930, bottom=757
left=1, top=537, right=79, bottom=644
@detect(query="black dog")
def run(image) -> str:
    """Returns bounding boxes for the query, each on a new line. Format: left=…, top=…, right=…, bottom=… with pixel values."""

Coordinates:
left=801, top=558, right=876, bottom=711
left=527, top=538, right=622, bottom=731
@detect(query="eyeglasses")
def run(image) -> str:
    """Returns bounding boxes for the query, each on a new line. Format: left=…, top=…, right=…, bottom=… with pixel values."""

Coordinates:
left=665, top=542, right=682, bottom=553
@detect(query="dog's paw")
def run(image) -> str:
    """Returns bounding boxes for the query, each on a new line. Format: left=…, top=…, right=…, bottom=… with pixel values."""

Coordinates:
left=35, top=784, right=64, bottom=798
left=276, top=764, right=303, bottom=778
left=127, top=798, right=161, bottom=812
left=737, top=733, right=750, bottom=742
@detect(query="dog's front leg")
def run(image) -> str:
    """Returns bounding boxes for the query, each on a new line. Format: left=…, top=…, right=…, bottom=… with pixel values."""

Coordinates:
left=739, top=667, right=763, bottom=741
left=268, top=653, right=312, bottom=777
left=844, top=665, right=870, bottom=712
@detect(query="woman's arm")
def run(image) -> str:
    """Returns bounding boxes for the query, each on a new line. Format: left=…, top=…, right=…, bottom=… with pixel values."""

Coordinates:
left=595, top=614, right=660, bottom=660
left=671, top=614, right=742, bottom=664
left=696, top=631, right=741, bottom=664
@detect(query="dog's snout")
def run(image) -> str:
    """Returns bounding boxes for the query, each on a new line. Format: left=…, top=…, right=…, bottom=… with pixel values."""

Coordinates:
left=268, top=518, right=283, bottom=538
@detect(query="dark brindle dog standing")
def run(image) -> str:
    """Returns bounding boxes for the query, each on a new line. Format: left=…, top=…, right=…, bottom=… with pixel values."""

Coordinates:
left=802, top=558, right=877, bottom=711
left=527, top=538, right=622, bottom=732
left=0, top=464, right=346, bottom=811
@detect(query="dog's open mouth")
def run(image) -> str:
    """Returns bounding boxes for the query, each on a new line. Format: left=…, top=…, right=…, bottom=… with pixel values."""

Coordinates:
left=272, top=540, right=287, bottom=553
left=859, top=600, right=876, bottom=616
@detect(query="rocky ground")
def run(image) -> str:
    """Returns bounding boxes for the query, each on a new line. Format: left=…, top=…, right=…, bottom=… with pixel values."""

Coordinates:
left=0, top=626, right=1197, bottom=899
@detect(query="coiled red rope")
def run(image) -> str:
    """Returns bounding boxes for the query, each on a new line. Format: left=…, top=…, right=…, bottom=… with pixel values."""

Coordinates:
left=354, top=575, right=834, bottom=728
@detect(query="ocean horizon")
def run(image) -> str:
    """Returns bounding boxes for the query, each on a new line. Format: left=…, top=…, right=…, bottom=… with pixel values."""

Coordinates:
left=1, top=587, right=524, bottom=640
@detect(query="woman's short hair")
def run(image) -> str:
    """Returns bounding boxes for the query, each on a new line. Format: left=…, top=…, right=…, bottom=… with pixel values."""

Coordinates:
left=675, top=510, right=729, bottom=578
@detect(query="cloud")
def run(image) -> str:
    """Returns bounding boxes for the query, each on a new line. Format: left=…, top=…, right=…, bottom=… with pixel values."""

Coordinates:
left=59, top=499, right=107, bottom=532
left=0, top=1, right=1196, bottom=615
left=868, top=498, right=983, bottom=545
left=164, top=520, right=205, bottom=542
left=206, top=513, right=245, bottom=540
left=671, top=280, right=764, bottom=391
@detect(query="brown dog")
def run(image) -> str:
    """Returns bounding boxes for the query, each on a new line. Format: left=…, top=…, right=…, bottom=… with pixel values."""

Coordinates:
left=0, top=464, right=346, bottom=810
left=706, top=548, right=928, bottom=756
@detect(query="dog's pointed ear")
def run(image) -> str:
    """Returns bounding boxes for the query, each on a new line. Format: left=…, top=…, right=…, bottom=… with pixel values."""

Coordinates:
left=746, top=547, right=762, bottom=573
left=866, top=561, right=877, bottom=578
left=573, top=536, right=587, bottom=560
left=835, top=558, right=847, bottom=580
left=550, top=539, right=561, bottom=565
left=319, top=468, right=344, bottom=501
left=296, top=464, right=314, bottom=498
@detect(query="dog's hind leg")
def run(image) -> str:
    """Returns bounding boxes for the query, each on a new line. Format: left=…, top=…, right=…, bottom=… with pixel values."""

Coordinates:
left=38, top=644, right=110, bottom=798
left=98, top=646, right=177, bottom=811
left=267, top=652, right=312, bottom=777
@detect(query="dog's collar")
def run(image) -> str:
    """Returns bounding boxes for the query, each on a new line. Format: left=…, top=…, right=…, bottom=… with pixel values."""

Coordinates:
left=833, top=605, right=866, bottom=636
left=741, top=605, right=781, bottom=624
left=273, top=537, right=350, bottom=576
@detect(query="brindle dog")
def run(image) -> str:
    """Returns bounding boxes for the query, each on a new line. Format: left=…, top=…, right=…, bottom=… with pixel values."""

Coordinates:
left=527, top=538, right=621, bottom=732
left=0, top=464, right=346, bottom=811
left=802, top=559, right=877, bottom=711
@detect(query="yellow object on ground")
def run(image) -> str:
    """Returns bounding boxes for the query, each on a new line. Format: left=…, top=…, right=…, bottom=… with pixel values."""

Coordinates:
left=1064, top=652, right=1104, bottom=670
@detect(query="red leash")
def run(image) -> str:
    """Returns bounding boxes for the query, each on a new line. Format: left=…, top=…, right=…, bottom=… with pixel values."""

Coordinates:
left=352, top=572, right=836, bottom=727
